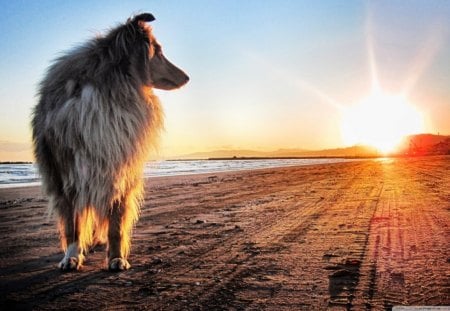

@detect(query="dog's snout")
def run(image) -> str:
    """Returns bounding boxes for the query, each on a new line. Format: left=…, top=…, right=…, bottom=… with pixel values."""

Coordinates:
left=174, top=69, right=189, bottom=88
left=181, top=71, right=189, bottom=85
left=151, top=55, right=189, bottom=90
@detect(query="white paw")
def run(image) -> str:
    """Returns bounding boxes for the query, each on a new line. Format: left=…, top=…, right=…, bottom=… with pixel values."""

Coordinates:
left=58, top=242, right=83, bottom=271
left=108, top=258, right=131, bottom=271
left=58, top=256, right=81, bottom=271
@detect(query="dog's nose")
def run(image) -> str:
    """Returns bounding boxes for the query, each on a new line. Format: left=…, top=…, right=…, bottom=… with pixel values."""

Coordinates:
left=183, top=73, right=190, bottom=85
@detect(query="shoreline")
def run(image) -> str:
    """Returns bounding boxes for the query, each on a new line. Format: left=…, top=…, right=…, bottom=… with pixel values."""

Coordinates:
left=1, top=152, right=447, bottom=166
left=0, top=154, right=446, bottom=193
left=0, top=157, right=369, bottom=191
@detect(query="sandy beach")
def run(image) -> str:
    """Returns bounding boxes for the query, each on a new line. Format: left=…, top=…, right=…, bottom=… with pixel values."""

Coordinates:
left=0, top=156, right=449, bottom=310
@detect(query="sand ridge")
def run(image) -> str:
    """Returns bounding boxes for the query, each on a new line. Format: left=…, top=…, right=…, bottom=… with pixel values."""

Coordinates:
left=0, top=156, right=449, bottom=310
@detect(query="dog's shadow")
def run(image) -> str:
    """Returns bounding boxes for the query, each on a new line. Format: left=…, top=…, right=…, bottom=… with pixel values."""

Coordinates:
left=0, top=251, right=145, bottom=308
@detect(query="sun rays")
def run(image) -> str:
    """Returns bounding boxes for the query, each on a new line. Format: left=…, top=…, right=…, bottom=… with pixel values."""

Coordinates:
left=338, top=9, right=429, bottom=153
left=244, top=4, right=441, bottom=154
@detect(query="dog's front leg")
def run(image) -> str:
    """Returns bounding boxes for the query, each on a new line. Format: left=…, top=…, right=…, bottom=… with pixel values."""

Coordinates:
left=107, top=199, right=131, bottom=271
left=58, top=204, right=84, bottom=270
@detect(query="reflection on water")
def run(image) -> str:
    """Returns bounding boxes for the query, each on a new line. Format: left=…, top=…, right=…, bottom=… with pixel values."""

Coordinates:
left=1, top=158, right=363, bottom=188
left=375, top=157, right=394, bottom=164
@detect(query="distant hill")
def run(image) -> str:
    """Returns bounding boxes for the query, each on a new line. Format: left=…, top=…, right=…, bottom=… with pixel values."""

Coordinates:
left=298, top=145, right=381, bottom=157
left=175, top=149, right=264, bottom=159
left=175, top=145, right=381, bottom=160
left=173, top=148, right=309, bottom=159
left=173, top=133, right=449, bottom=160
left=396, top=134, right=450, bottom=156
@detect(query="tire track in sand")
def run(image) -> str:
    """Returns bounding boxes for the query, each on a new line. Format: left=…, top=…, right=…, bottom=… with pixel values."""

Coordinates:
left=353, top=157, right=450, bottom=309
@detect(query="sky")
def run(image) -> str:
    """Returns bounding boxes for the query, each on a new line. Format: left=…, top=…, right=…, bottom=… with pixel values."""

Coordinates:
left=0, top=0, right=449, bottom=161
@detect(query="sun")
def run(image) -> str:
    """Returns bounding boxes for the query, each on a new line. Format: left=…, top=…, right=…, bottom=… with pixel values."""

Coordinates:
left=340, top=90, right=424, bottom=154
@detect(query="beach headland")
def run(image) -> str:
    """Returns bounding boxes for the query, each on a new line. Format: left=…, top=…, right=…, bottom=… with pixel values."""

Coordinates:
left=0, top=156, right=449, bottom=309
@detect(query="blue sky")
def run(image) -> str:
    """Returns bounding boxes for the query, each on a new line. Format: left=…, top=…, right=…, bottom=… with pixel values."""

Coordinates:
left=0, top=0, right=449, bottom=160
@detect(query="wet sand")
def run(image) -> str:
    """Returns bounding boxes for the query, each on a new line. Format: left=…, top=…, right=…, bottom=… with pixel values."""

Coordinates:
left=0, top=156, right=449, bottom=310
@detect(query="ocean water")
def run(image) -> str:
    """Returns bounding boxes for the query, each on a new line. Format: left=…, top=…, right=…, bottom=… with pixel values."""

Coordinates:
left=0, top=158, right=359, bottom=189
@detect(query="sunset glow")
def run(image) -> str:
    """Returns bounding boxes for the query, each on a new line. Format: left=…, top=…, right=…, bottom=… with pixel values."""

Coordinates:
left=341, top=90, right=424, bottom=154
left=0, top=2, right=449, bottom=161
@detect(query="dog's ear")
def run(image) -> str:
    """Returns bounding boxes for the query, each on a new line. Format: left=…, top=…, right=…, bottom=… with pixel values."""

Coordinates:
left=129, top=13, right=155, bottom=39
left=130, top=13, right=155, bottom=31
left=132, top=13, right=155, bottom=24
left=104, top=14, right=155, bottom=65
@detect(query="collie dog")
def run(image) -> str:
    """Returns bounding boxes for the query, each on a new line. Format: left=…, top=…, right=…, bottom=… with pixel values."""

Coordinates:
left=32, top=13, right=188, bottom=271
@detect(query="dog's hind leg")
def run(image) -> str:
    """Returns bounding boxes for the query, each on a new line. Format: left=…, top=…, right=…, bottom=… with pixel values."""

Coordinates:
left=56, top=198, right=84, bottom=271
left=107, top=198, right=133, bottom=271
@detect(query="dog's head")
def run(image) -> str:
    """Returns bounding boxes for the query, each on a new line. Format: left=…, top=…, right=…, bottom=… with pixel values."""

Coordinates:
left=106, top=13, right=189, bottom=90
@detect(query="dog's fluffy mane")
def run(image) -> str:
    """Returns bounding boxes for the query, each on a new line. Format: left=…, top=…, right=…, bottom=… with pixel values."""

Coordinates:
left=32, top=16, right=163, bottom=256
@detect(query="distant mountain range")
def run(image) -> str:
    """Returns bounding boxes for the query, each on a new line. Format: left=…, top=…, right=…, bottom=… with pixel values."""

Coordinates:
left=177, top=145, right=381, bottom=159
left=173, top=134, right=449, bottom=159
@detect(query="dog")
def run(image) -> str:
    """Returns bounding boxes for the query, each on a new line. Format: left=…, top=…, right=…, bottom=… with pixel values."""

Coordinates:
left=31, top=13, right=189, bottom=271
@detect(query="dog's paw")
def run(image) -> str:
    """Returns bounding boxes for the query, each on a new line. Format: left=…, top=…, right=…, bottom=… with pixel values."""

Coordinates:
left=58, top=256, right=81, bottom=271
left=108, top=258, right=131, bottom=271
